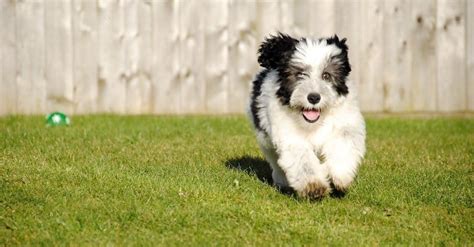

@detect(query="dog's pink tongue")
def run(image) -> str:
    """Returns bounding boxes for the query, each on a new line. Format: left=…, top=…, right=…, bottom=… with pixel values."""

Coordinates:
left=303, top=109, right=320, bottom=121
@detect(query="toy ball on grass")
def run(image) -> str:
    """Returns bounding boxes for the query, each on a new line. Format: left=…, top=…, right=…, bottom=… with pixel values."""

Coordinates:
left=46, top=112, right=70, bottom=127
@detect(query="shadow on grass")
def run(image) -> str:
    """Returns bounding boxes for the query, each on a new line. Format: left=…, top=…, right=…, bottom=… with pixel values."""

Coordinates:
left=225, top=156, right=296, bottom=196
left=225, top=156, right=347, bottom=199
left=225, top=156, right=273, bottom=184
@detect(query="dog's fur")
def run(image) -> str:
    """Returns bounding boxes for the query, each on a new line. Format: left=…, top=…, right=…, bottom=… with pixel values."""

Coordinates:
left=247, top=33, right=366, bottom=200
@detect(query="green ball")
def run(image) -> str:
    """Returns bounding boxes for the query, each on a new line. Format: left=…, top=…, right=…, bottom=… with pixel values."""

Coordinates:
left=46, top=112, right=70, bottom=127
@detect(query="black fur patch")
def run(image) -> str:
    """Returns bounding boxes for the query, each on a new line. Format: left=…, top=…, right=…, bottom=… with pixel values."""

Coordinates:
left=276, top=63, right=304, bottom=105
left=258, top=33, right=300, bottom=106
left=258, top=33, right=298, bottom=70
left=324, top=35, right=351, bottom=96
left=250, top=69, right=269, bottom=132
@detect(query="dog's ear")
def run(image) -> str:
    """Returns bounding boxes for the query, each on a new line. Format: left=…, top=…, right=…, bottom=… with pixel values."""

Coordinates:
left=325, top=35, right=351, bottom=96
left=258, top=33, right=298, bottom=69
left=326, top=35, right=349, bottom=53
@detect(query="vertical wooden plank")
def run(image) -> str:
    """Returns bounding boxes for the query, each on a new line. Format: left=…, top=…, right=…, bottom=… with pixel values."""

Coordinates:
left=136, top=0, right=153, bottom=114
left=310, top=0, right=336, bottom=37
left=178, top=0, right=206, bottom=113
left=279, top=0, right=309, bottom=37
left=151, top=0, right=180, bottom=114
left=16, top=0, right=46, bottom=114
left=383, top=0, right=412, bottom=112
left=204, top=0, right=229, bottom=113
left=72, top=0, right=98, bottom=114
left=278, top=0, right=296, bottom=35
left=0, top=12, right=2, bottom=115
left=0, top=0, right=16, bottom=115
left=467, top=0, right=474, bottom=111
left=230, top=0, right=281, bottom=113
left=122, top=0, right=152, bottom=114
left=228, top=1, right=258, bottom=113
left=97, top=0, right=126, bottom=113
left=335, top=0, right=361, bottom=99
left=309, top=0, right=336, bottom=38
left=292, top=0, right=310, bottom=36
left=256, top=0, right=280, bottom=42
left=123, top=0, right=142, bottom=114
left=410, top=0, right=437, bottom=112
left=44, top=0, right=74, bottom=114
left=436, top=0, right=466, bottom=112
left=123, top=0, right=139, bottom=114
left=358, top=0, right=384, bottom=112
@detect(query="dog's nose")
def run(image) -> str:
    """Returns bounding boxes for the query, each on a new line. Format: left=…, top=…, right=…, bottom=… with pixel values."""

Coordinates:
left=307, top=93, right=321, bottom=104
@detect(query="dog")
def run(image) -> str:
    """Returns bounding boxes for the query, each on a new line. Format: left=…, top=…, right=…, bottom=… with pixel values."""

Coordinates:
left=247, top=33, right=366, bottom=200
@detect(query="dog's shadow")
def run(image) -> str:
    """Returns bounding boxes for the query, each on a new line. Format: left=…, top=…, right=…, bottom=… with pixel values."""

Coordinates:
left=225, top=156, right=296, bottom=196
left=225, top=156, right=273, bottom=184
left=225, top=156, right=347, bottom=199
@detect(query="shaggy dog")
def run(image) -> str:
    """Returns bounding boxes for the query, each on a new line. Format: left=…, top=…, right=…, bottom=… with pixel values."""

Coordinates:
left=248, top=33, right=366, bottom=200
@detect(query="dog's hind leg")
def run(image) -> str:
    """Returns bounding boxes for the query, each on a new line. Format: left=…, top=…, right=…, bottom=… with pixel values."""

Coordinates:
left=256, top=132, right=289, bottom=188
left=259, top=145, right=288, bottom=188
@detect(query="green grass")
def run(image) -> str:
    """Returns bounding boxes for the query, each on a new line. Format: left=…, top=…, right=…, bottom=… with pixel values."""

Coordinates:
left=1, top=115, right=473, bottom=245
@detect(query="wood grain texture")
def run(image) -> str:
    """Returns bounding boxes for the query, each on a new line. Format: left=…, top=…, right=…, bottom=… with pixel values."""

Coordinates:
left=16, top=0, right=46, bottom=114
left=279, top=0, right=308, bottom=36
left=410, top=0, right=437, bottom=111
left=72, top=0, right=98, bottom=114
left=0, top=0, right=17, bottom=115
left=45, top=0, right=74, bottom=114
left=467, top=0, right=474, bottom=111
left=97, top=0, right=126, bottom=113
left=256, top=1, right=281, bottom=43
left=278, top=0, right=296, bottom=34
left=123, top=0, right=152, bottom=114
left=151, top=0, right=180, bottom=114
left=436, top=0, right=466, bottom=112
left=335, top=0, right=361, bottom=98
left=0, top=0, right=472, bottom=115
left=358, top=0, right=384, bottom=112
left=228, top=1, right=258, bottom=113
left=383, top=0, right=412, bottom=112
left=204, top=0, right=229, bottom=113
left=136, top=0, right=153, bottom=114
left=309, top=0, right=335, bottom=37
left=178, top=0, right=206, bottom=113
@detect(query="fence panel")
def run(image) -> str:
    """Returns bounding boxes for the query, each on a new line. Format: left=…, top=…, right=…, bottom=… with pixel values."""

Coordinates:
left=0, top=0, right=17, bottom=115
left=436, top=0, right=466, bottom=112
left=0, top=0, right=472, bottom=115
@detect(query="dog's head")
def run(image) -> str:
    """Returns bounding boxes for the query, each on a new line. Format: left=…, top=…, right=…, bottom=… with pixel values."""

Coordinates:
left=258, top=33, right=351, bottom=123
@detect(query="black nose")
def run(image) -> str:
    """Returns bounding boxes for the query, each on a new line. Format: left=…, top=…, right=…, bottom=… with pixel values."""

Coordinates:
left=307, top=93, right=321, bottom=104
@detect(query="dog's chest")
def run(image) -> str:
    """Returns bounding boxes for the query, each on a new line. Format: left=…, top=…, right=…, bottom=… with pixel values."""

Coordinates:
left=307, top=121, right=334, bottom=150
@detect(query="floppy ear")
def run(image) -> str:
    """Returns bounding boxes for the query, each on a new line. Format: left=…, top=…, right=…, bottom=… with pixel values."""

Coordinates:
left=258, top=33, right=298, bottom=69
left=325, top=35, right=351, bottom=96
left=326, top=35, right=349, bottom=53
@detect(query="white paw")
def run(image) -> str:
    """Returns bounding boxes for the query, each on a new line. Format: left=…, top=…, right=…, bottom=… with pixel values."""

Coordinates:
left=331, top=172, right=354, bottom=192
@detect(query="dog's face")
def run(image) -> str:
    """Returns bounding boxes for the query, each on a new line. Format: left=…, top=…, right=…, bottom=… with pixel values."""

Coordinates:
left=258, top=33, right=351, bottom=124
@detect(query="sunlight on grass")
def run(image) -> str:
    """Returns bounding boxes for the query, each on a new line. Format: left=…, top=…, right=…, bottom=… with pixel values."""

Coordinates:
left=0, top=115, right=473, bottom=245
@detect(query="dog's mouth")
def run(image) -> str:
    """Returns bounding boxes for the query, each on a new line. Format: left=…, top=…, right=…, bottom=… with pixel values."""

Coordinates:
left=302, top=108, right=320, bottom=123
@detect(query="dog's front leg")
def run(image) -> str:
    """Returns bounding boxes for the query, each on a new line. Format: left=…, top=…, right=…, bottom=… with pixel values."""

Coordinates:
left=277, top=143, right=330, bottom=199
left=323, top=134, right=365, bottom=192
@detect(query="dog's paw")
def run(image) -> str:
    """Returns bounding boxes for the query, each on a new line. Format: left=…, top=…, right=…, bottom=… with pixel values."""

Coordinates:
left=331, top=175, right=353, bottom=193
left=297, top=181, right=329, bottom=200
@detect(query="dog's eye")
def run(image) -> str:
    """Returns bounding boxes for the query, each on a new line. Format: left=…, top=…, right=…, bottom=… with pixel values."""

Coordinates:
left=296, top=72, right=309, bottom=79
left=322, top=72, right=331, bottom=81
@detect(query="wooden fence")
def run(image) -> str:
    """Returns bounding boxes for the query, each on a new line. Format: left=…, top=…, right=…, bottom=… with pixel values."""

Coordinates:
left=1, top=0, right=473, bottom=115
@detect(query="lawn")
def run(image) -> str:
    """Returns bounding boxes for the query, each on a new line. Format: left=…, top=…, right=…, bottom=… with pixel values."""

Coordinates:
left=0, top=115, right=472, bottom=245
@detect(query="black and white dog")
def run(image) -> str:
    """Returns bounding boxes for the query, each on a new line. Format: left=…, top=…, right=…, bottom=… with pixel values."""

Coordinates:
left=248, top=33, right=366, bottom=199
